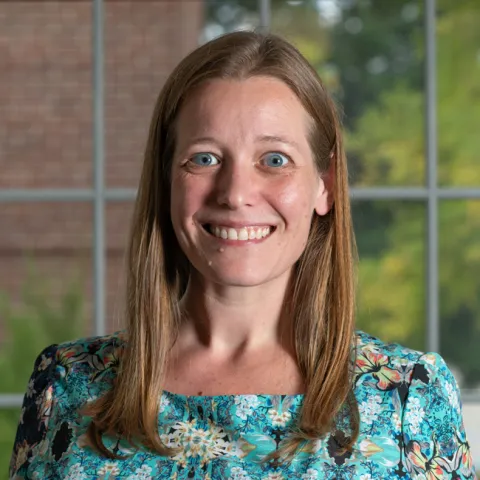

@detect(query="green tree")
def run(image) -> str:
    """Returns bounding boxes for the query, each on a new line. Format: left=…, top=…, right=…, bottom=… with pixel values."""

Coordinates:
left=347, top=2, right=480, bottom=386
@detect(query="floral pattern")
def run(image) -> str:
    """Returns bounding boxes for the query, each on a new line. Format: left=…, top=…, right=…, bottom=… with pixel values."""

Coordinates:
left=9, top=331, right=476, bottom=479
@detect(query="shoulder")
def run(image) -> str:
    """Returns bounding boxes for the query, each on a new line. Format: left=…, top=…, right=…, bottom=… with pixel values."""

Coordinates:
left=32, top=331, right=126, bottom=411
left=355, top=329, right=454, bottom=382
left=354, top=331, right=469, bottom=445
left=55, top=330, right=126, bottom=366
left=51, top=332, right=126, bottom=427
left=53, top=330, right=126, bottom=387
left=10, top=332, right=126, bottom=477
left=354, top=330, right=425, bottom=374
left=353, top=332, right=474, bottom=477
left=353, top=330, right=457, bottom=397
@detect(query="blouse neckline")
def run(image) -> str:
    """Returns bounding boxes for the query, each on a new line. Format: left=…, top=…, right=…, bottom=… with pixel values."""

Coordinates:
left=162, top=390, right=305, bottom=400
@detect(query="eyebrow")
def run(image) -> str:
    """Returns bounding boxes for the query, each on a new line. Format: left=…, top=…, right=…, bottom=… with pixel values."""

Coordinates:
left=187, top=136, right=216, bottom=144
left=186, top=135, right=301, bottom=150
left=255, top=135, right=301, bottom=150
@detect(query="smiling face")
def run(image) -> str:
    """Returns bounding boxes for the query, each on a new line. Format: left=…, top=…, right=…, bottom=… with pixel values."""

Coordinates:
left=170, top=76, right=331, bottom=288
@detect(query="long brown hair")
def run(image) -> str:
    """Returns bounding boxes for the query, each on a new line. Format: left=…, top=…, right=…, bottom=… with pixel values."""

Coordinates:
left=85, top=30, right=359, bottom=461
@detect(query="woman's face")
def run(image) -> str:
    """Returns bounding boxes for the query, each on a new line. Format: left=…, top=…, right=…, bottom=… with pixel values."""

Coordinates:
left=170, top=76, right=331, bottom=288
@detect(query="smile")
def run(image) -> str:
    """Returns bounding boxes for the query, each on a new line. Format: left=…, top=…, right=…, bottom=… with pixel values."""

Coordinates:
left=203, top=224, right=275, bottom=241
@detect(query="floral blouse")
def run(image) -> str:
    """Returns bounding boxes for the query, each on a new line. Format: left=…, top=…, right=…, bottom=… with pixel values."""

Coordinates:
left=9, top=331, right=476, bottom=479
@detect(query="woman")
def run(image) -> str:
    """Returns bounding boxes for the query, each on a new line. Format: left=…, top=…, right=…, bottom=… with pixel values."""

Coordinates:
left=10, top=31, right=475, bottom=479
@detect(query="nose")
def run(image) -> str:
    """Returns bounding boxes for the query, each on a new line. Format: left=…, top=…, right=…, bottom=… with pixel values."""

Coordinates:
left=215, top=160, right=256, bottom=209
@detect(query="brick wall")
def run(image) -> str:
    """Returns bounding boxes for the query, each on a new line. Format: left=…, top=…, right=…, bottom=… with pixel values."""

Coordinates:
left=0, top=1, right=204, bottom=335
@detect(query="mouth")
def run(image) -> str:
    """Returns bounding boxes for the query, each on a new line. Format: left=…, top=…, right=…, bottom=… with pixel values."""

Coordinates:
left=202, top=224, right=276, bottom=241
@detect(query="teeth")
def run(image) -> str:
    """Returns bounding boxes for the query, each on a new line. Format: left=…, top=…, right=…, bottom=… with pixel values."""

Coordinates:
left=227, top=228, right=238, bottom=240
left=208, top=225, right=272, bottom=241
left=238, top=228, right=248, bottom=240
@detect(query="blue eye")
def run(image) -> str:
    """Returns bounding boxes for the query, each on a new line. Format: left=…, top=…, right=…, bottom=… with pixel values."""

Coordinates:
left=190, top=152, right=219, bottom=166
left=264, top=152, right=289, bottom=168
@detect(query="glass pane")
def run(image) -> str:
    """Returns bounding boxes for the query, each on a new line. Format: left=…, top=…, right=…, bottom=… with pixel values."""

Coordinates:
left=270, top=0, right=425, bottom=187
left=437, top=2, right=480, bottom=186
left=204, top=0, right=260, bottom=42
left=0, top=408, right=21, bottom=474
left=106, top=201, right=134, bottom=329
left=105, top=1, right=204, bottom=188
left=0, top=2, right=92, bottom=188
left=353, top=200, right=426, bottom=350
left=439, top=200, right=480, bottom=391
left=0, top=203, right=92, bottom=393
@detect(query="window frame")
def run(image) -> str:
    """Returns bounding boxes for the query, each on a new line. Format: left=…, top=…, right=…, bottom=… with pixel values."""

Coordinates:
left=0, top=0, right=478, bottom=408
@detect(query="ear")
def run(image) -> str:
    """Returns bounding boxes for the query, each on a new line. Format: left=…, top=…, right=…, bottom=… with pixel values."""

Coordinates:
left=314, top=151, right=335, bottom=216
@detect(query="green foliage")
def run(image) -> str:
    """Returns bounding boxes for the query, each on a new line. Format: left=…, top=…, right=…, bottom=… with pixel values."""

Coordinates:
left=0, top=269, right=84, bottom=476
left=0, top=409, right=21, bottom=477
left=343, top=2, right=480, bottom=386
left=347, top=85, right=425, bottom=186
left=436, top=3, right=480, bottom=186
left=353, top=201, right=426, bottom=351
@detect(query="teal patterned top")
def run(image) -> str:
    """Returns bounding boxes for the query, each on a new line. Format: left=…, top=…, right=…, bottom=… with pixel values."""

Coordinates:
left=9, top=331, right=476, bottom=479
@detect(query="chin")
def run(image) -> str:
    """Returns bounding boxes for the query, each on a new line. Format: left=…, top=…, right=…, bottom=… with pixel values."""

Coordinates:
left=188, top=253, right=293, bottom=288
left=203, top=261, right=291, bottom=288
left=220, top=278, right=270, bottom=288
left=209, top=270, right=271, bottom=288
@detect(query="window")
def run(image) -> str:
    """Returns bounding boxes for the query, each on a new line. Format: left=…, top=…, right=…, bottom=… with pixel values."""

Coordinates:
left=1, top=0, right=478, bottom=472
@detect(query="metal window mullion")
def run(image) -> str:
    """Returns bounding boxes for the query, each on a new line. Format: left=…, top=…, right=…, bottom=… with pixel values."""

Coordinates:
left=350, top=187, right=428, bottom=200
left=425, top=0, right=439, bottom=354
left=351, top=188, right=480, bottom=200
left=0, top=189, right=95, bottom=202
left=259, top=0, right=271, bottom=33
left=3, top=187, right=480, bottom=204
left=93, top=0, right=106, bottom=338
left=0, top=394, right=24, bottom=408
left=0, top=188, right=139, bottom=202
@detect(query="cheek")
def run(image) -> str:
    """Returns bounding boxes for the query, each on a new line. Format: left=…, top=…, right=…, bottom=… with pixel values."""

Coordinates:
left=273, top=179, right=316, bottom=227
left=170, top=174, right=208, bottom=226
left=170, top=176, right=192, bottom=236
left=270, top=178, right=316, bottom=255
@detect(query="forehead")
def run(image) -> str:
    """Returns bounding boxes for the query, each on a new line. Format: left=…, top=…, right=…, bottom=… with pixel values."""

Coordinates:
left=175, top=76, right=312, bottom=142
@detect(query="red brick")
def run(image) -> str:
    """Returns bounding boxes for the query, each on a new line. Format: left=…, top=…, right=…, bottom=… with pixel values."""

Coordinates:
left=0, top=1, right=204, bottom=335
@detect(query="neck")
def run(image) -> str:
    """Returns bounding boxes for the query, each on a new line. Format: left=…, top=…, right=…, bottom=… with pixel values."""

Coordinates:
left=177, top=270, right=295, bottom=358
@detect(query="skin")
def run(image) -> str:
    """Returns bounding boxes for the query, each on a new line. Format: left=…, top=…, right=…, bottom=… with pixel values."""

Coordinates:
left=166, top=76, right=332, bottom=395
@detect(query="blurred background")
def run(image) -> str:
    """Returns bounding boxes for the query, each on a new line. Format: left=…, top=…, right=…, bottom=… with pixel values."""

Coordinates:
left=0, top=0, right=478, bottom=473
